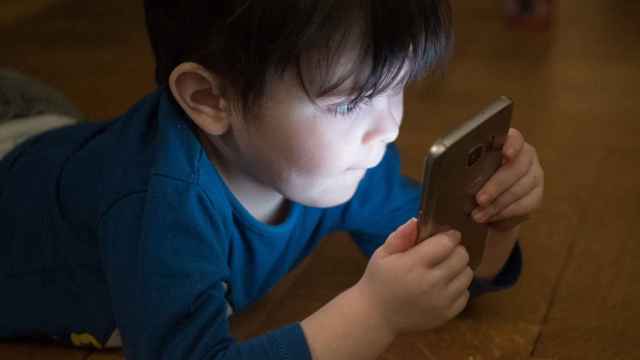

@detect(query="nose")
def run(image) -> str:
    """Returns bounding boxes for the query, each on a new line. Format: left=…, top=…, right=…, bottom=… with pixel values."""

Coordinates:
left=362, top=101, right=401, bottom=145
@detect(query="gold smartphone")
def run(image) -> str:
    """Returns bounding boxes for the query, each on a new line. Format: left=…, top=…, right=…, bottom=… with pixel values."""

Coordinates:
left=416, top=97, right=513, bottom=270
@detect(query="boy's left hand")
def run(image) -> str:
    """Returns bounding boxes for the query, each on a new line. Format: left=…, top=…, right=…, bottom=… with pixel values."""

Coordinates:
left=471, top=128, right=544, bottom=232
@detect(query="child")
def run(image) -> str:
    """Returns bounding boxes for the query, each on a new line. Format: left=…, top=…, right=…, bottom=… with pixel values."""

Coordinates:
left=1, top=1, right=544, bottom=359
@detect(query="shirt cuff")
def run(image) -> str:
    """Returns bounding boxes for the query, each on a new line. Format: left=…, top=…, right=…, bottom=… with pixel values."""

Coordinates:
left=268, top=322, right=312, bottom=360
left=468, top=239, right=523, bottom=299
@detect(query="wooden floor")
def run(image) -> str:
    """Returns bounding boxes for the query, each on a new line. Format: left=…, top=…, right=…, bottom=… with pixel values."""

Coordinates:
left=1, top=0, right=639, bottom=359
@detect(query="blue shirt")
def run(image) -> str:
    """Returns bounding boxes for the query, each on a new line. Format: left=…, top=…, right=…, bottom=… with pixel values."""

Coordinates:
left=0, top=87, right=522, bottom=359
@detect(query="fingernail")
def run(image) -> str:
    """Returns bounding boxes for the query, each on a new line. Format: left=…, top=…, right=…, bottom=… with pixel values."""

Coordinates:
left=396, top=218, right=414, bottom=232
left=479, top=193, right=489, bottom=204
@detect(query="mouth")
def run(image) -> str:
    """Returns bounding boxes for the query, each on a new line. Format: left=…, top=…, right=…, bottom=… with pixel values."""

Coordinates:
left=351, top=148, right=386, bottom=170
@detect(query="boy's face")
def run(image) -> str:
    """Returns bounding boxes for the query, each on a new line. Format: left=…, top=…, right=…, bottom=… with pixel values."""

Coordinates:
left=219, top=68, right=405, bottom=208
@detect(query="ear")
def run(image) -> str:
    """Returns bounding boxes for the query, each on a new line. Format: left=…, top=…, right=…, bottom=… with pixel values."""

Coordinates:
left=169, top=62, right=230, bottom=135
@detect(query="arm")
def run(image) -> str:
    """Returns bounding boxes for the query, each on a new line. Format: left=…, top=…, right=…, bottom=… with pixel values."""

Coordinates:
left=100, top=187, right=311, bottom=360
left=294, top=146, right=524, bottom=360
left=301, top=220, right=471, bottom=360
left=301, top=285, right=396, bottom=360
left=102, top=186, right=399, bottom=360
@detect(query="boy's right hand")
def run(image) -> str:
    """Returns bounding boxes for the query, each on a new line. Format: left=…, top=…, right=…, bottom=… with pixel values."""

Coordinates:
left=355, top=218, right=473, bottom=335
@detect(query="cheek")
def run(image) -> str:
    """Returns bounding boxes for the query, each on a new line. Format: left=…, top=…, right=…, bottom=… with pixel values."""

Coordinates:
left=277, top=120, right=356, bottom=176
left=282, top=157, right=365, bottom=207
left=289, top=142, right=347, bottom=175
left=247, top=119, right=364, bottom=206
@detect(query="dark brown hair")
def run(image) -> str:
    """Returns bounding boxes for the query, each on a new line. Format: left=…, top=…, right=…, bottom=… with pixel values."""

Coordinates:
left=144, top=0, right=453, bottom=115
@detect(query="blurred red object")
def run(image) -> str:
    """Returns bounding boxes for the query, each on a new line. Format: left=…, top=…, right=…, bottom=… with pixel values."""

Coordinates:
left=505, top=0, right=553, bottom=31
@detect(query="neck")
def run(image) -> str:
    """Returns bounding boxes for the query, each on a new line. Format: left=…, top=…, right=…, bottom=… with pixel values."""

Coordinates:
left=196, top=129, right=290, bottom=225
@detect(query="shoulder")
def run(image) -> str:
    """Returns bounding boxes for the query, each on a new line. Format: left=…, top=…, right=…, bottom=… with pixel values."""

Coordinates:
left=99, top=177, right=230, bottom=275
left=100, top=176, right=226, bottom=232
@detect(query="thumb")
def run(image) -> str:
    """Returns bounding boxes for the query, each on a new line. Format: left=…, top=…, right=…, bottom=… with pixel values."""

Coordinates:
left=380, top=218, right=418, bottom=256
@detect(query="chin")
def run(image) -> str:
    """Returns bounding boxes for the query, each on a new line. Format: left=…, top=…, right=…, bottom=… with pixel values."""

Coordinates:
left=282, top=169, right=366, bottom=208
left=293, top=182, right=361, bottom=208
left=307, top=193, right=354, bottom=208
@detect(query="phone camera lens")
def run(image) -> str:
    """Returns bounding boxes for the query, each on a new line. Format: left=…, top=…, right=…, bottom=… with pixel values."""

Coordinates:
left=467, top=144, right=484, bottom=167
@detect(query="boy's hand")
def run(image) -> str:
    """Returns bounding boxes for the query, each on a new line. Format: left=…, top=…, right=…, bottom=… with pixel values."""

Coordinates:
left=471, top=128, right=544, bottom=232
left=355, top=218, right=472, bottom=335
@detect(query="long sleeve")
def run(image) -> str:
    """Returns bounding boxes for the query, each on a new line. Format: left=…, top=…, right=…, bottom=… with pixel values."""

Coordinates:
left=336, top=143, right=522, bottom=298
left=98, top=179, right=311, bottom=360
left=468, top=240, right=522, bottom=298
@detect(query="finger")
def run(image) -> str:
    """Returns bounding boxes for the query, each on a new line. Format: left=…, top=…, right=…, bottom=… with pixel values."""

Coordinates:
left=444, top=266, right=474, bottom=303
left=446, top=289, right=470, bottom=319
left=380, top=218, right=418, bottom=256
left=472, top=163, right=539, bottom=223
left=476, top=143, right=534, bottom=207
left=488, top=186, right=543, bottom=222
left=431, top=244, right=470, bottom=284
left=503, top=128, right=525, bottom=161
left=411, top=230, right=461, bottom=268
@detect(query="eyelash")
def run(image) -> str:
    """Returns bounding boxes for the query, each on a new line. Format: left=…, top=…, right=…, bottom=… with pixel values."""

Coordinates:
left=330, top=98, right=371, bottom=117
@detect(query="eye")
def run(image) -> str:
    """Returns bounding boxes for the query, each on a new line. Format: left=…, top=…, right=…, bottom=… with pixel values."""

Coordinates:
left=333, top=102, right=360, bottom=116
left=330, top=98, right=371, bottom=117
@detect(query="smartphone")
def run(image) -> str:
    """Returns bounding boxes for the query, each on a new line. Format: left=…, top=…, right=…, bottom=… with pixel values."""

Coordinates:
left=416, top=96, right=513, bottom=270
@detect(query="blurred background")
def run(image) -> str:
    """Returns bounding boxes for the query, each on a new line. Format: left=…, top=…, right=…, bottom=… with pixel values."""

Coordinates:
left=1, top=0, right=639, bottom=359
